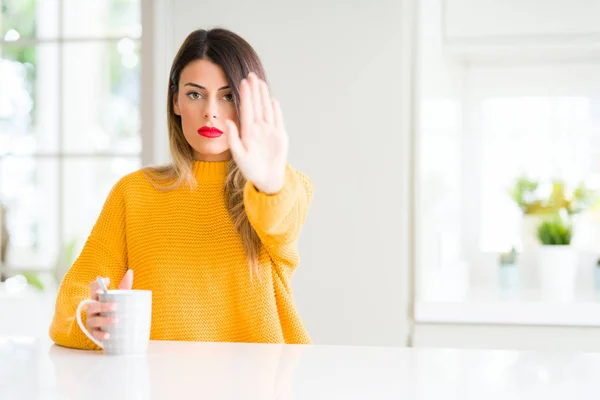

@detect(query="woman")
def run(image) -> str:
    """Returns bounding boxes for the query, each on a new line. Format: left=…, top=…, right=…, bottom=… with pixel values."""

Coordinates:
left=49, top=28, right=313, bottom=349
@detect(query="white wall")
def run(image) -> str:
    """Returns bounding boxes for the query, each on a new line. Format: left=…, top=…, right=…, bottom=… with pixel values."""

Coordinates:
left=156, top=0, right=414, bottom=346
left=441, top=0, right=600, bottom=62
left=415, top=0, right=467, bottom=295
left=443, top=0, right=600, bottom=39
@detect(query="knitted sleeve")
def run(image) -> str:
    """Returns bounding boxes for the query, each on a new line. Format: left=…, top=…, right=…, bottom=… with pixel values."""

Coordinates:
left=243, top=165, right=313, bottom=273
left=49, top=177, right=129, bottom=350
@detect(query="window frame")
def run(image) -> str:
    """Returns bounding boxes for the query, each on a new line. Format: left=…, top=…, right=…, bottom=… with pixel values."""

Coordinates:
left=0, top=0, right=148, bottom=277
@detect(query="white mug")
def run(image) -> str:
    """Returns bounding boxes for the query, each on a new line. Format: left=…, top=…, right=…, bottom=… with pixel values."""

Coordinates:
left=76, top=290, right=152, bottom=355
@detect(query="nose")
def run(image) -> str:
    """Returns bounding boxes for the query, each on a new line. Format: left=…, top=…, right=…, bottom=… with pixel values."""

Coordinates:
left=203, top=99, right=218, bottom=120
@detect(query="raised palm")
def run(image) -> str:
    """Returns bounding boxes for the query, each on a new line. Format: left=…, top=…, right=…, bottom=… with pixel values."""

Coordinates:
left=225, top=73, right=288, bottom=195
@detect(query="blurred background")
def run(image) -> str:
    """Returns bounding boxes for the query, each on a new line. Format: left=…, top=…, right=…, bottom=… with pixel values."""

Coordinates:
left=2, top=0, right=600, bottom=352
left=0, top=0, right=143, bottom=338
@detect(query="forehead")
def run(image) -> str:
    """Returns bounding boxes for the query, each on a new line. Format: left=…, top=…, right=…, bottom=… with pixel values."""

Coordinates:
left=179, top=59, right=228, bottom=88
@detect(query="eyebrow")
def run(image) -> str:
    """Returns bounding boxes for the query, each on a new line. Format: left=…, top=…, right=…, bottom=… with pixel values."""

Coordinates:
left=184, top=82, right=230, bottom=91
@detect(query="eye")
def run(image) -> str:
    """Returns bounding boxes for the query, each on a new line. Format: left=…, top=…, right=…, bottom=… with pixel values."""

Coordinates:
left=187, top=91, right=203, bottom=100
left=222, top=93, right=234, bottom=102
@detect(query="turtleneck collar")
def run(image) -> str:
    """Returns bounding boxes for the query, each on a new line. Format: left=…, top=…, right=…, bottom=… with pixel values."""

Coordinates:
left=192, top=160, right=229, bottom=183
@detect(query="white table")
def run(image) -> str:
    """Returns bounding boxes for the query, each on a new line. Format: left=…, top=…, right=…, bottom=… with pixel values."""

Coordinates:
left=1, top=336, right=600, bottom=399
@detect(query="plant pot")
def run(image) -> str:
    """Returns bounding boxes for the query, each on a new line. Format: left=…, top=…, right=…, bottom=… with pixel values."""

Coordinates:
left=537, top=246, right=578, bottom=302
left=520, top=215, right=543, bottom=250
left=499, top=263, right=520, bottom=291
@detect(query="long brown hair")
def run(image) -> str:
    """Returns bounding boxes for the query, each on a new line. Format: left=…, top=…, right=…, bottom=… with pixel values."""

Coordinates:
left=145, top=28, right=268, bottom=277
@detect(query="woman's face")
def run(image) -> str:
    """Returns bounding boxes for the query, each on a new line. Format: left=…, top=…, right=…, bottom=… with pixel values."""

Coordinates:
left=173, top=59, right=239, bottom=161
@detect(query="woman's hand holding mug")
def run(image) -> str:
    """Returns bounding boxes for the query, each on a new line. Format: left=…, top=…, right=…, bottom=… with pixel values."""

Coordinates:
left=85, top=270, right=134, bottom=342
left=75, top=269, right=153, bottom=355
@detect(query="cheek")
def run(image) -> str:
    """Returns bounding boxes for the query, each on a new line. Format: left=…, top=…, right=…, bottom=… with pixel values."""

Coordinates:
left=224, top=104, right=238, bottom=123
left=179, top=102, right=199, bottom=124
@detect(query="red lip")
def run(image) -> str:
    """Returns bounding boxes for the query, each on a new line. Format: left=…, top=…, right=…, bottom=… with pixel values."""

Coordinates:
left=197, top=126, right=223, bottom=138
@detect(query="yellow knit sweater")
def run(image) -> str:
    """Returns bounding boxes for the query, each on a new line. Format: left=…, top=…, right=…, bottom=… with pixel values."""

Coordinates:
left=49, top=161, right=313, bottom=349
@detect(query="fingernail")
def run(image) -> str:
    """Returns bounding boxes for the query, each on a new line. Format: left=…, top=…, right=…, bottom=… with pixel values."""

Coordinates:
left=110, top=304, right=117, bottom=311
left=104, top=333, right=110, bottom=340
left=113, top=317, right=119, bottom=325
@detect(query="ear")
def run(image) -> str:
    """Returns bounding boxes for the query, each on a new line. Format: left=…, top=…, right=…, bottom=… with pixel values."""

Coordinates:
left=173, top=93, right=181, bottom=116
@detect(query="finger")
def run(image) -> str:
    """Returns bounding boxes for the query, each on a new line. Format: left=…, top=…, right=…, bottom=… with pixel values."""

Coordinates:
left=260, top=80, right=273, bottom=124
left=89, top=277, right=110, bottom=300
left=249, top=73, right=263, bottom=122
left=226, top=120, right=246, bottom=164
left=87, top=301, right=117, bottom=316
left=239, top=78, right=254, bottom=130
left=118, top=269, right=133, bottom=290
left=87, top=315, right=119, bottom=329
left=272, top=99, right=285, bottom=133
left=92, top=329, right=110, bottom=342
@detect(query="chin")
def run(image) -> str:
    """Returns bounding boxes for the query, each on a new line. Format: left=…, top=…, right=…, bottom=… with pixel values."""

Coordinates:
left=192, top=142, right=231, bottom=160
left=186, top=135, right=230, bottom=159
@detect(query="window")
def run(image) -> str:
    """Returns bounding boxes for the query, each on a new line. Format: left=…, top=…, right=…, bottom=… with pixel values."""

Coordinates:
left=416, top=62, right=600, bottom=294
left=0, top=0, right=142, bottom=274
left=480, top=96, right=600, bottom=252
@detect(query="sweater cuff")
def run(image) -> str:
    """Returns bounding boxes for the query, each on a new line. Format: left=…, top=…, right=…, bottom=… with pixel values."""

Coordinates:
left=244, top=165, right=300, bottom=222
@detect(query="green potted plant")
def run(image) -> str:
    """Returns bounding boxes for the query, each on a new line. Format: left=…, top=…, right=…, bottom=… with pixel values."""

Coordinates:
left=508, top=175, right=549, bottom=250
left=546, top=180, right=598, bottom=216
left=509, top=175, right=543, bottom=215
left=498, top=247, right=519, bottom=291
left=509, top=176, right=598, bottom=251
left=536, top=217, right=577, bottom=301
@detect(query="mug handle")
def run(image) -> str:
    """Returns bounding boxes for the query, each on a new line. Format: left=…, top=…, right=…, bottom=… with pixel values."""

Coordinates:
left=76, top=299, right=105, bottom=349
